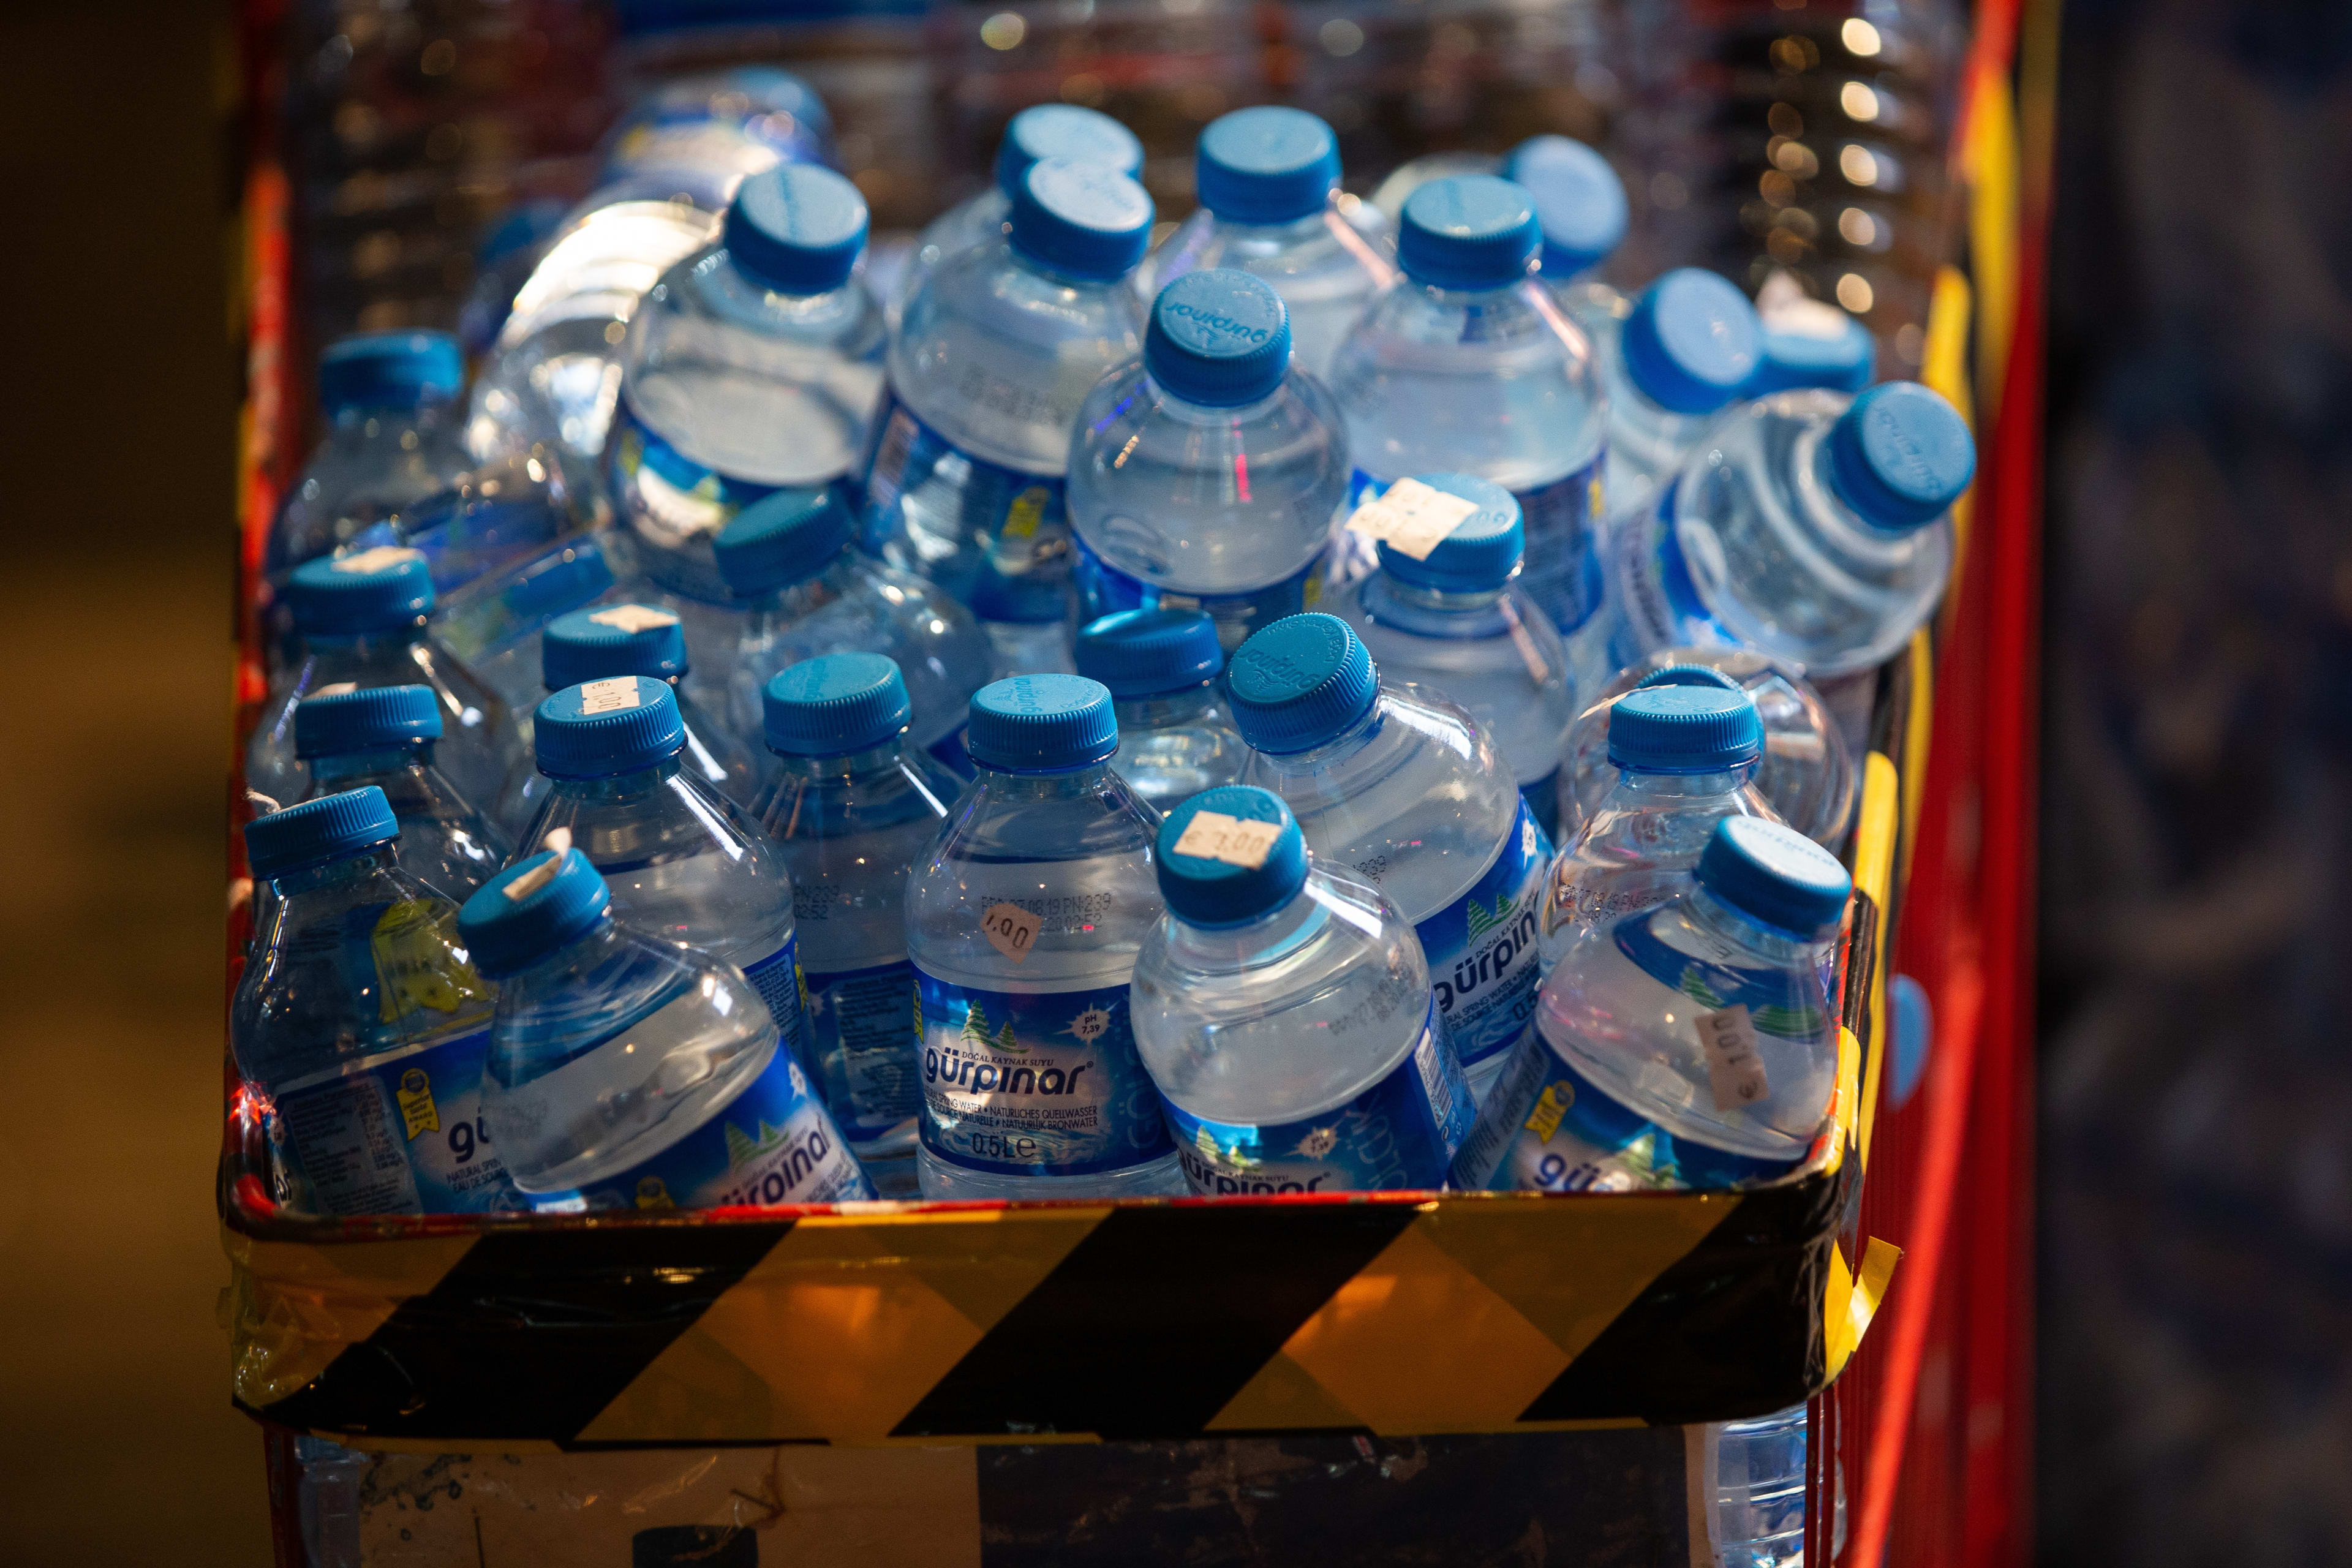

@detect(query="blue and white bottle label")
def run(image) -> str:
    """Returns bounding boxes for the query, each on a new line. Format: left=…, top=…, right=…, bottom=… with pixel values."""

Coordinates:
left=1609, top=478, right=1738, bottom=666
left=1415, top=802, right=1555, bottom=1068
left=800, top=957, right=922, bottom=1144
left=608, top=396, right=799, bottom=542
left=739, top=938, right=810, bottom=1055
left=271, top=1027, right=521, bottom=1216
left=913, top=974, right=1175, bottom=1177
left=1611, top=908, right=1830, bottom=1043
left=1073, top=536, right=1327, bottom=652
left=1347, top=463, right=1605, bottom=637
left=1159, top=1002, right=1471, bottom=1195
left=569, top=1042, right=875, bottom=1211
left=859, top=389, right=1069, bottom=624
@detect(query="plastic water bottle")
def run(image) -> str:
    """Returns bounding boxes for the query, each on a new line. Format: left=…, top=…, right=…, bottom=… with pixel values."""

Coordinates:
left=516, top=676, right=806, bottom=1039
left=1710, top=1402, right=1842, bottom=1568
left=249, top=547, right=521, bottom=813
left=1453, top=815, right=1850, bottom=1194
left=1073, top=608, right=1247, bottom=812
left=1227, top=614, right=1549, bottom=1102
left=598, top=67, right=834, bottom=209
left=606, top=163, right=886, bottom=618
left=1500, top=135, right=1629, bottom=337
left=862, top=160, right=1153, bottom=651
left=1537, top=681, right=1781, bottom=968
left=232, top=788, right=516, bottom=1216
left=1323, top=473, right=1577, bottom=842
left=707, top=488, right=992, bottom=774
left=431, top=534, right=625, bottom=721
left=1145, top=107, right=1395, bottom=379
left=756, top=654, right=963, bottom=1198
left=1748, top=271, right=1875, bottom=396
left=905, top=675, right=1184, bottom=1199
left=459, top=846, right=873, bottom=1210
left=1325, top=176, right=1613, bottom=699
left=1597, top=269, right=1762, bottom=510
left=1607, top=380, right=1975, bottom=678
left=899, top=104, right=1144, bottom=314
left=1131, top=786, right=1474, bottom=1194
left=1066, top=269, right=1351, bottom=647
left=295, top=685, right=511, bottom=903
left=1561, top=651, right=1856, bottom=850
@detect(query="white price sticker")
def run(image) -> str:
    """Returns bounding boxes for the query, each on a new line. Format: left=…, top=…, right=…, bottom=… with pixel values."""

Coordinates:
left=1344, top=478, right=1483, bottom=560
left=1696, top=1005, right=1771, bottom=1112
left=578, top=677, right=643, bottom=715
left=981, top=902, right=1041, bottom=964
left=1170, top=810, right=1285, bottom=870
left=588, top=605, right=680, bottom=633
left=332, top=545, right=426, bottom=575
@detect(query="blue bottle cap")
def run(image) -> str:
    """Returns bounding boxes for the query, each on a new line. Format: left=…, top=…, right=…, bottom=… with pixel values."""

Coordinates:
left=1500, top=135, right=1627, bottom=277
left=712, top=488, right=854, bottom=598
left=1196, top=106, right=1342, bottom=225
left=1226, top=614, right=1379, bottom=755
left=316, top=331, right=464, bottom=417
left=1373, top=474, right=1524, bottom=593
left=295, top=684, right=443, bottom=760
left=1155, top=785, right=1310, bottom=928
left=995, top=104, right=1145, bottom=195
left=1606, top=684, right=1763, bottom=773
left=1633, top=663, right=1742, bottom=695
left=1074, top=608, right=1224, bottom=698
left=287, top=547, right=435, bottom=637
left=499, top=541, right=617, bottom=626
left=1396, top=176, right=1541, bottom=292
left=1145, top=270, right=1292, bottom=407
left=1010, top=159, right=1154, bottom=281
left=543, top=604, right=689, bottom=690
left=243, top=786, right=400, bottom=881
left=458, top=848, right=612, bottom=979
left=967, top=674, right=1119, bottom=772
left=534, top=676, right=687, bottom=779
left=1697, top=816, right=1852, bottom=937
left=1620, top=269, right=1762, bottom=415
left=723, top=163, right=869, bottom=295
left=1749, top=313, right=1876, bottom=395
left=763, top=652, right=912, bottom=757
left=1823, top=381, right=1976, bottom=531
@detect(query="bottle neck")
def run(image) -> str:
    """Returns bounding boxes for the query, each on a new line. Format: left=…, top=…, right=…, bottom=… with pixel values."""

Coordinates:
left=1140, top=373, right=1281, bottom=426
left=309, top=742, right=436, bottom=786
left=1607, top=763, right=1760, bottom=801
left=741, top=551, right=854, bottom=626
left=1252, top=697, right=1383, bottom=772
left=1114, top=684, right=1220, bottom=732
left=1166, top=879, right=1324, bottom=966
left=973, top=760, right=1114, bottom=801
left=770, top=737, right=911, bottom=783
left=1684, top=883, right=1825, bottom=966
left=1007, top=241, right=1126, bottom=294
left=268, top=843, right=401, bottom=900
left=1368, top=573, right=1509, bottom=616
left=503, top=914, right=624, bottom=990
left=303, top=628, right=427, bottom=663
left=547, top=753, right=686, bottom=802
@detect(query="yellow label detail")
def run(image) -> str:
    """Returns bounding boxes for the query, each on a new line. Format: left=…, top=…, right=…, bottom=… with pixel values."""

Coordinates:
left=394, top=1067, right=440, bottom=1141
left=1003, top=487, right=1049, bottom=540
left=635, top=1177, right=676, bottom=1211
left=371, top=900, right=489, bottom=1022
left=1302, top=573, right=1323, bottom=611
left=1524, top=1080, right=1573, bottom=1143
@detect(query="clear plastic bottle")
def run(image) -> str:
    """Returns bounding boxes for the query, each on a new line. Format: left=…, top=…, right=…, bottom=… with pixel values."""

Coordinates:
left=1597, top=269, right=1763, bottom=511
left=1325, top=176, right=1613, bottom=699
left=249, top=547, right=521, bottom=813
left=1073, top=608, right=1246, bottom=813
left=1608, top=381, right=1975, bottom=678
left=862, top=159, right=1153, bottom=647
left=430, top=533, right=625, bottom=721
left=905, top=675, right=1184, bottom=1199
left=1537, top=680, right=1781, bottom=969
left=597, top=66, right=834, bottom=208
left=1132, top=786, right=1473, bottom=1194
left=756, top=654, right=964, bottom=1198
left=515, top=676, right=806, bottom=1041
left=1145, top=107, right=1395, bottom=379
left=706, top=488, right=992, bottom=775
left=460, top=846, right=872, bottom=1211
left=606, top=163, right=887, bottom=622
left=1227, top=614, right=1549, bottom=1102
left=1324, top=473, right=1577, bottom=843
left=1560, top=652, right=1855, bottom=850
left=296, top=685, right=511, bottom=904
left=1710, top=1402, right=1842, bottom=1568
left=232, top=788, right=516, bottom=1216
left=973, top=600, right=1078, bottom=681
left=1066, top=268, right=1351, bottom=649
left=1453, top=816, right=1850, bottom=1194
left=898, top=103, right=1144, bottom=315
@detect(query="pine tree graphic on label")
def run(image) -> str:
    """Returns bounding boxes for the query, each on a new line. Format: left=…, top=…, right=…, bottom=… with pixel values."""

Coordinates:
left=725, top=1118, right=791, bottom=1172
left=960, top=999, right=992, bottom=1047
left=1679, top=969, right=1731, bottom=1010
left=995, top=1019, right=1024, bottom=1054
left=1466, top=892, right=1515, bottom=938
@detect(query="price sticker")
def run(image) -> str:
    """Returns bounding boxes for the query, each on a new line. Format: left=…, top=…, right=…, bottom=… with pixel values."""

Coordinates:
left=981, top=902, right=1041, bottom=964
left=1170, top=810, right=1284, bottom=870
left=1344, top=477, right=1483, bottom=560
left=1696, top=1005, right=1771, bottom=1112
left=333, top=545, right=426, bottom=575
left=587, top=605, right=680, bottom=633
left=578, top=677, right=642, bottom=715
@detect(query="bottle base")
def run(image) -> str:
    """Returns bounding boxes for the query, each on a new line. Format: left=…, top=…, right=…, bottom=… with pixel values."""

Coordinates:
left=916, top=1148, right=1188, bottom=1202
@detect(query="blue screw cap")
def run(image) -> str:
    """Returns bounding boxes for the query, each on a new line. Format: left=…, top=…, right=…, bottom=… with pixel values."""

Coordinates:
left=287, top=548, right=435, bottom=637
left=1824, top=381, right=1975, bottom=531
left=764, top=652, right=912, bottom=757
left=1196, top=107, right=1342, bottom=225
left=1633, top=663, right=1743, bottom=694
left=317, top=331, right=464, bottom=417
left=967, top=674, right=1119, bottom=772
left=1146, top=269, right=1292, bottom=407
left=458, top=848, right=612, bottom=978
left=995, top=104, right=1144, bottom=195
left=1373, top=474, right=1524, bottom=593
left=1076, top=608, right=1224, bottom=698
left=543, top=604, right=689, bottom=690
left=1226, top=614, right=1379, bottom=755
left=724, top=163, right=869, bottom=295
left=1606, top=684, right=1763, bottom=773
left=1697, top=816, right=1852, bottom=936
left=1010, top=159, right=1154, bottom=282
left=1749, top=309, right=1877, bottom=395
left=1621, top=269, right=1762, bottom=415
left=244, top=786, right=400, bottom=881
left=1396, top=176, right=1541, bottom=292
left=295, top=684, right=443, bottom=760
left=712, top=488, right=855, bottom=598
left=1155, top=785, right=1310, bottom=928
left=499, top=541, right=617, bottom=627
left=533, top=676, right=687, bottom=779
left=1501, top=135, right=1627, bottom=277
